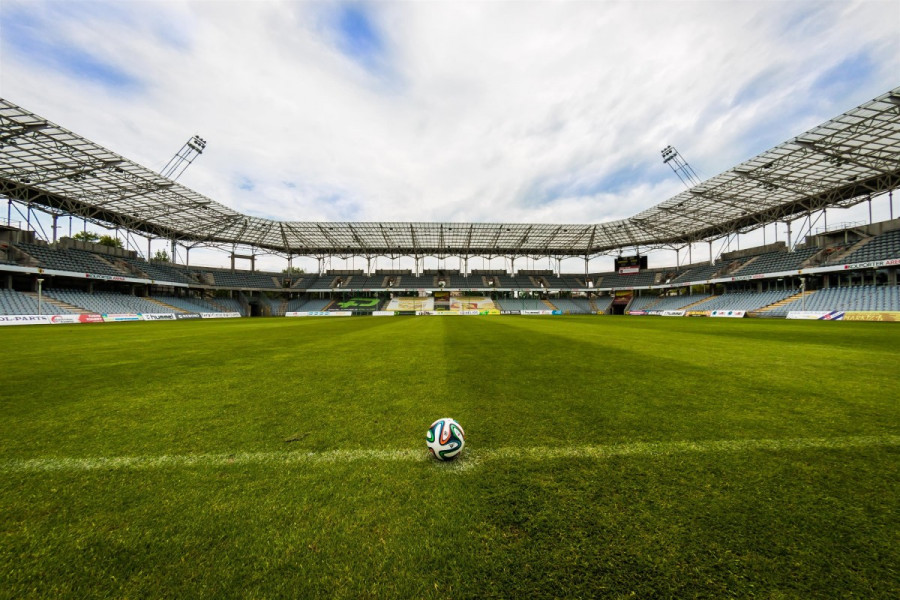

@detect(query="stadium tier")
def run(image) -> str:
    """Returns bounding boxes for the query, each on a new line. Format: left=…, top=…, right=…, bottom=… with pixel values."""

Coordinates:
left=0, top=288, right=69, bottom=314
left=549, top=297, right=594, bottom=314
left=691, top=290, right=797, bottom=312
left=772, top=285, right=900, bottom=315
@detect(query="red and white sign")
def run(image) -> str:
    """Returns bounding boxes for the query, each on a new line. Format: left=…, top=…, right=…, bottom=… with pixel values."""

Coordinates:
left=710, top=310, right=746, bottom=318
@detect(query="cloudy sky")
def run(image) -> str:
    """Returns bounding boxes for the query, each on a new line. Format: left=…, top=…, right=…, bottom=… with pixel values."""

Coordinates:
left=1, top=0, right=898, bottom=271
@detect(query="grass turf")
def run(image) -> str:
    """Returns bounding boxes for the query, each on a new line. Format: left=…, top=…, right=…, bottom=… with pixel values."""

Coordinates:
left=1, top=316, right=898, bottom=598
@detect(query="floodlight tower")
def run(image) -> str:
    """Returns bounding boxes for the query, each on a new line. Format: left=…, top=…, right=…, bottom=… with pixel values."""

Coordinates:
left=160, top=135, right=207, bottom=181
left=661, top=145, right=701, bottom=189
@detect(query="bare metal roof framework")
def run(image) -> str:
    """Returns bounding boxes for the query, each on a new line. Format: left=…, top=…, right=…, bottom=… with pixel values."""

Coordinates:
left=1, top=87, right=899, bottom=259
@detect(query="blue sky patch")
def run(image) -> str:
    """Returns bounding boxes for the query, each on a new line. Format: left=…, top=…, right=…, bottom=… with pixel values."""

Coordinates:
left=810, top=50, right=876, bottom=98
left=0, top=6, right=142, bottom=91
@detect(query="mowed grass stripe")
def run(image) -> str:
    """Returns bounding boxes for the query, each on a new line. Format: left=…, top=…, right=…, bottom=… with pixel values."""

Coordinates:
left=4, top=434, right=897, bottom=473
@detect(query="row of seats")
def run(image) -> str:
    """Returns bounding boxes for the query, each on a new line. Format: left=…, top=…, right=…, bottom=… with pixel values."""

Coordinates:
left=775, top=285, right=900, bottom=314
left=0, top=288, right=68, bottom=314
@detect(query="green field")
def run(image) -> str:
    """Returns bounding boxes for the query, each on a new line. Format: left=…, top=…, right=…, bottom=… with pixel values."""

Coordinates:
left=1, top=316, right=898, bottom=599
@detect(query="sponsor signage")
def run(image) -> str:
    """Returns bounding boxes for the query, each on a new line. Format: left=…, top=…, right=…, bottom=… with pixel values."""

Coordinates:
left=0, top=314, right=51, bottom=326
left=102, top=313, right=141, bottom=322
left=500, top=310, right=521, bottom=315
left=628, top=310, right=647, bottom=316
left=787, top=311, right=844, bottom=320
left=710, top=310, right=746, bottom=318
left=141, top=313, right=177, bottom=321
left=49, top=314, right=82, bottom=324
left=520, top=310, right=553, bottom=315
left=285, top=311, right=352, bottom=317
left=372, top=311, right=396, bottom=316
left=79, top=314, right=104, bottom=323
left=842, top=311, right=900, bottom=322
left=175, top=313, right=202, bottom=320
left=618, top=266, right=640, bottom=274
left=661, top=310, right=686, bottom=317
left=200, top=312, right=241, bottom=319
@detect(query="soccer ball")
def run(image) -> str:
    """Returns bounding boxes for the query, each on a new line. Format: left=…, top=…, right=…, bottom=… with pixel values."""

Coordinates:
left=426, top=418, right=465, bottom=461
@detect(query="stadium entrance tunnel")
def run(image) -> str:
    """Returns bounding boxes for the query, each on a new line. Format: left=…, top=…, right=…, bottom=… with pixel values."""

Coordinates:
left=247, top=298, right=263, bottom=317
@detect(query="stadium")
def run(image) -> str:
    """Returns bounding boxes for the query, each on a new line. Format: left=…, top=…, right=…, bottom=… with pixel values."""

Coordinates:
left=1, top=2, right=899, bottom=598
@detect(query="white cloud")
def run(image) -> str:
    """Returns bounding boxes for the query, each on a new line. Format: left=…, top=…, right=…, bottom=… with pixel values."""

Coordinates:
left=2, top=0, right=898, bottom=270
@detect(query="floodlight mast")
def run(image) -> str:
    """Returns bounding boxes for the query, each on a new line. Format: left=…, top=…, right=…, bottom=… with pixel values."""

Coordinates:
left=160, top=135, right=207, bottom=181
left=661, top=145, right=701, bottom=189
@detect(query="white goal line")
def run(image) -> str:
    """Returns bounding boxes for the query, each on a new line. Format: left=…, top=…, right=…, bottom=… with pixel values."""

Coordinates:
left=2, top=434, right=897, bottom=474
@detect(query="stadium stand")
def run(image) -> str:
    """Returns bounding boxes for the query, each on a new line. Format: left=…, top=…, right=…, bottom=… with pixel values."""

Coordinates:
left=199, top=268, right=281, bottom=289
left=833, top=229, right=900, bottom=264
left=549, top=298, right=594, bottom=314
left=257, top=296, right=284, bottom=316
left=670, top=262, right=723, bottom=283
left=287, top=298, right=332, bottom=312
left=208, top=297, right=246, bottom=315
left=691, top=290, right=797, bottom=312
left=152, top=295, right=221, bottom=313
left=44, top=289, right=178, bottom=314
left=651, top=294, right=713, bottom=311
left=122, top=258, right=195, bottom=284
left=14, top=242, right=128, bottom=277
left=0, top=288, right=70, bottom=314
left=305, top=275, right=338, bottom=290
left=493, top=298, right=548, bottom=311
left=627, top=295, right=660, bottom=311
left=772, top=285, right=900, bottom=314
left=494, top=273, right=518, bottom=288
left=593, top=270, right=664, bottom=288
left=731, top=248, right=820, bottom=276
left=592, top=296, right=614, bottom=313
left=558, top=275, right=588, bottom=289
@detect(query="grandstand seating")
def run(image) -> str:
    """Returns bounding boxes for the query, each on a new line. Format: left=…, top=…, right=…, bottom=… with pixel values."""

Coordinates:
left=494, top=274, right=518, bottom=288
left=593, top=270, right=662, bottom=288
left=732, top=248, right=820, bottom=276
left=208, top=297, right=246, bottom=315
left=514, top=275, right=539, bottom=288
left=627, top=295, right=660, bottom=311
left=305, top=276, right=338, bottom=290
left=287, top=298, right=332, bottom=312
left=14, top=242, right=127, bottom=277
left=773, top=285, right=900, bottom=314
left=122, top=258, right=195, bottom=284
left=592, top=295, right=614, bottom=313
left=558, top=275, right=588, bottom=289
left=549, top=298, right=593, bottom=314
left=152, top=295, right=221, bottom=313
left=44, top=289, right=177, bottom=314
left=257, top=296, right=284, bottom=316
left=0, top=289, right=70, bottom=314
left=651, top=294, right=712, bottom=311
left=671, top=262, right=722, bottom=283
left=691, top=290, right=796, bottom=312
left=493, top=298, right=549, bottom=311
left=836, top=229, right=900, bottom=264
left=200, top=269, right=281, bottom=289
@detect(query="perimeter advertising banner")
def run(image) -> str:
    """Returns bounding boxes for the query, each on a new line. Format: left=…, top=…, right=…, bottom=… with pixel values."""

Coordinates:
left=710, top=310, right=746, bottom=318
left=842, top=311, right=900, bottom=322
left=787, top=311, right=845, bottom=320
left=285, top=311, right=353, bottom=317
left=0, top=313, right=105, bottom=325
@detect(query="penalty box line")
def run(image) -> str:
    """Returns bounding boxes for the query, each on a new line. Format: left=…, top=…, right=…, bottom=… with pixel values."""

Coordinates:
left=2, top=434, right=898, bottom=474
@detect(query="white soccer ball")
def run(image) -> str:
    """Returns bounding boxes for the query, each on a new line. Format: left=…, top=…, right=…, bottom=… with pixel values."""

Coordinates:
left=426, top=418, right=466, bottom=461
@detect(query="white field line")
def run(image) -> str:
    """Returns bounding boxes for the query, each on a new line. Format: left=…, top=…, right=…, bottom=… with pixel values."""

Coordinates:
left=2, top=435, right=898, bottom=474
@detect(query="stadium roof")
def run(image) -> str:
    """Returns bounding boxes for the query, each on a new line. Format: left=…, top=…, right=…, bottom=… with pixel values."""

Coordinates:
left=1, top=87, right=899, bottom=258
